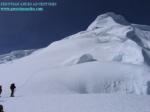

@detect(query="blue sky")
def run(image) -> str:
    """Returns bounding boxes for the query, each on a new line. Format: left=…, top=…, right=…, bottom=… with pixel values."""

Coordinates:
left=0, top=0, right=149, bottom=54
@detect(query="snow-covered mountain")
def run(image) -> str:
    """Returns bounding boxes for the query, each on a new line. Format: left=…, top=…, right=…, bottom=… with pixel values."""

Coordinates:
left=0, top=49, right=36, bottom=64
left=1, top=12, right=150, bottom=112
left=1, top=12, right=150, bottom=94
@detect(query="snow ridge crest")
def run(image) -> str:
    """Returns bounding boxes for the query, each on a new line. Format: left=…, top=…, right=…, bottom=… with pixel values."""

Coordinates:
left=87, top=12, right=130, bottom=31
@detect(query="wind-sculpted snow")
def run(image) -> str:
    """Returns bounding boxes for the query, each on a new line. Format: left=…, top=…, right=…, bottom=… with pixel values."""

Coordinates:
left=16, top=62, right=149, bottom=95
left=132, top=24, right=150, bottom=31
left=134, top=28, right=150, bottom=49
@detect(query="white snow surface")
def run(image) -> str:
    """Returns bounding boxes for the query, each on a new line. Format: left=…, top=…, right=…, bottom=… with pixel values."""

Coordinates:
left=2, top=94, right=150, bottom=112
left=0, top=12, right=150, bottom=112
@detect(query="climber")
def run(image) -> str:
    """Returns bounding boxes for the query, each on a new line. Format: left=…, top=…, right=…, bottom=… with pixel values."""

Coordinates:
left=0, top=105, right=4, bottom=112
left=10, top=83, right=16, bottom=97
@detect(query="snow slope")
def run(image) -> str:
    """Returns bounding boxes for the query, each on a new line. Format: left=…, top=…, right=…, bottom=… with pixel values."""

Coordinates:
left=0, top=12, right=150, bottom=112
left=2, top=94, right=150, bottom=112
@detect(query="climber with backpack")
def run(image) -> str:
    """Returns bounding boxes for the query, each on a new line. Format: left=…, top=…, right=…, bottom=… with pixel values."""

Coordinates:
left=10, top=83, right=16, bottom=97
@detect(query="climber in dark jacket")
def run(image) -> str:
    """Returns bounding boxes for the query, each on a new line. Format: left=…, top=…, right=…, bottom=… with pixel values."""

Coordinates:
left=0, top=105, right=4, bottom=112
left=10, top=83, right=16, bottom=97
